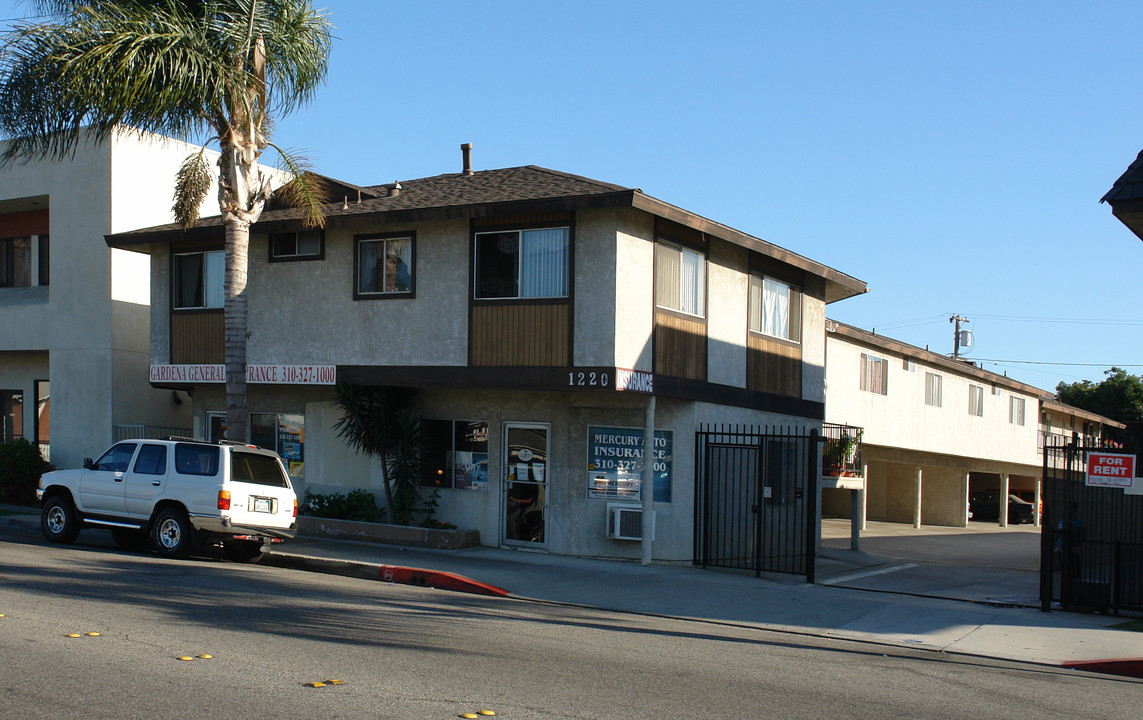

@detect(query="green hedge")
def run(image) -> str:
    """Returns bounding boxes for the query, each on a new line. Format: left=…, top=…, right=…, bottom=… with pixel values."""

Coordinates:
left=0, top=439, right=51, bottom=505
left=300, top=488, right=379, bottom=523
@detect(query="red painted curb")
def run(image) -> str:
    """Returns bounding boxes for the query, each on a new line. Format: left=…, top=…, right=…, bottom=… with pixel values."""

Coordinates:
left=379, top=564, right=509, bottom=597
left=1062, top=659, right=1143, bottom=679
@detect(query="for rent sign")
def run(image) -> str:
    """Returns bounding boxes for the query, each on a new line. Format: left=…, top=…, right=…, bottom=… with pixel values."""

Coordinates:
left=1085, top=452, right=1137, bottom=488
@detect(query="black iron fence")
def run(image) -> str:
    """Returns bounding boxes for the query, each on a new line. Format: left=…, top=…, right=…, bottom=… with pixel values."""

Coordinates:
left=1040, top=441, right=1143, bottom=613
left=694, top=425, right=820, bottom=582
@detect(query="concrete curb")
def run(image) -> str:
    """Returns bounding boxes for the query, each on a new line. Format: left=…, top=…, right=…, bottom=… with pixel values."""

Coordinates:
left=1061, top=659, right=1143, bottom=679
left=262, top=553, right=509, bottom=597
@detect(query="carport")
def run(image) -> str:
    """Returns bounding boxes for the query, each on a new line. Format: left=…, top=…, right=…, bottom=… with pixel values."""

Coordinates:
left=821, top=444, right=1042, bottom=543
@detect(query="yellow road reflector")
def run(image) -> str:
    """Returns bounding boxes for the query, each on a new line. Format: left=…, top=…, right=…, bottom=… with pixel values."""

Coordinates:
left=305, top=682, right=326, bottom=688
left=178, top=656, right=194, bottom=661
left=0, top=613, right=6, bottom=617
left=459, top=714, right=479, bottom=719
left=478, top=712, right=497, bottom=717
left=197, top=654, right=213, bottom=659
left=86, top=632, right=101, bottom=637
left=324, top=679, right=343, bottom=685
left=66, top=633, right=82, bottom=638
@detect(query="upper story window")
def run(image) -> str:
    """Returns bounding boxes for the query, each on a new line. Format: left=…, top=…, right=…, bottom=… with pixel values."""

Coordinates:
left=748, top=275, right=801, bottom=342
left=968, top=384, right=984, bottom=417
left=925, top=372, right=943, bottom=407
left=355, top=233, right=414, bottom=298
left=173, top=250, right=224, bottom=309
left=903, top=358, right=915, bottom=372
left=270, top=229, right=323, bottom=262
left=655, top=241, right=705, bottom=317
left=474, top=227, right=568, bottom=300
left=0, top=237, right=31, bottom=287
left=860, top=353, right=887, bottom=395
left=1010, top=396, right=1026, bottom=426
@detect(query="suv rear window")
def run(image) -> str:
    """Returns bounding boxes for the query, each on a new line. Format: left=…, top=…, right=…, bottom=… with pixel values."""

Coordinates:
left=230, top=450, right=290, bottom=488
left=174, top=444, right=220, bottom=476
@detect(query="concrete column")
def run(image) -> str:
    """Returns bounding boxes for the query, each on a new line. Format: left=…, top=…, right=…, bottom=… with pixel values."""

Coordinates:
left=914, top=466, right=923, bottom=529
left=640, top=396, right=656, bottom=566
left=999, top=473, right=1010, bottom=528
left=962, top=472, right=971, bottom=527
left=860, top=462, right=869, bottom=531
left=1033, top=477, right=1042, bottom=528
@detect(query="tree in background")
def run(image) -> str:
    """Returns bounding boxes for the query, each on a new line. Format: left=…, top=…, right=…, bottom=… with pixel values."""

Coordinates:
left=1056, top=367, right=1143, bottom=469
left=0, top=0, right=332, bottom=441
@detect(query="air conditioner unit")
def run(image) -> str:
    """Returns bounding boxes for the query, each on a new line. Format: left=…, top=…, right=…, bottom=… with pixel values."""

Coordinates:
left=606, top=503, right=647, bottom=541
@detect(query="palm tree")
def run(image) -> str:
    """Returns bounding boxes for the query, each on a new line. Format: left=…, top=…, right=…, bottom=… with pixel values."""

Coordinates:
left=331, top=383, right=423, bottom=525
left=0, top=0, right=332, bottom=441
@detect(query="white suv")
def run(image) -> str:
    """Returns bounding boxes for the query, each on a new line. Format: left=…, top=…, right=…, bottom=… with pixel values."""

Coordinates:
left=36, top=438, right=298, bottom=562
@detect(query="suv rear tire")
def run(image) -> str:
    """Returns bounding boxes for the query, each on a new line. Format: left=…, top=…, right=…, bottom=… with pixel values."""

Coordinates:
left=42, top=495, right=80, bottom=544
left=151, top=508, right=193, bottom=558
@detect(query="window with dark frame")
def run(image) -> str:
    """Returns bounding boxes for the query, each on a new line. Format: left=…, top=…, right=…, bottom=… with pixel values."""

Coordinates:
left=270, top=229, right=323, bottom=261
left=173, top=250, right=224, bottom=309
left=748, top=274, right=800, bottom=342
left=0, top=389, right=23, bottom=442
left=355, top=233, right=414, bottom=297
left=654, top=241, right=705, bottom=317
left=0, top=237, right=31, bottom=288
left=474, top=227, right=569, bottom=300
left=420, top=419, right=489, bottom=490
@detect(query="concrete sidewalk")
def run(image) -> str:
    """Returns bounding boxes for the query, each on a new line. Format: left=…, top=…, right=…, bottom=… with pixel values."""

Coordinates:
left=2, top=505, right=1140, bottom=677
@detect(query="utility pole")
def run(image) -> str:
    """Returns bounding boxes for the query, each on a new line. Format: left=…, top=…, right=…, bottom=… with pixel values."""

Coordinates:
left=950, top=314, right=969, bottom=359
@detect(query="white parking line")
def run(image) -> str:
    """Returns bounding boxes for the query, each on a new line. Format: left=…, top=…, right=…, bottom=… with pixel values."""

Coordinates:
left=820, top=563, right=917, bottom=585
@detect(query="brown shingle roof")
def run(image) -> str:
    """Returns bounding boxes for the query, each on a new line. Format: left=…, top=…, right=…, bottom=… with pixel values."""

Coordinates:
left=107, top=163, right=867, bottom=303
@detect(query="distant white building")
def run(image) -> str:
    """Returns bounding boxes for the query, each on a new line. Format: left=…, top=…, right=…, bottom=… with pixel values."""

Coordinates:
left=823, top=320, right=1122, bottom=528
left=0, top=130, right=213, bottom=467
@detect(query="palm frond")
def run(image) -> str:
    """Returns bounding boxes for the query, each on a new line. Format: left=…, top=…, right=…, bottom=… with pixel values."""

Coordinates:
left=172, top=147, right=213, bottom=228
left=268, top=143, right=327, bottom=228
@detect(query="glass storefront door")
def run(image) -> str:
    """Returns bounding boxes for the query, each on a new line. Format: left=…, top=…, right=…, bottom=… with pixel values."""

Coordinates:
left=503, top=423, right=548, bottom=547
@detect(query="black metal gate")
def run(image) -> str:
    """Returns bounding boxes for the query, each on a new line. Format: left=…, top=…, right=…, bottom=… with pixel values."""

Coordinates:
left=1040, top=441, right=1143, bottom=613
left=694, top=425, right=820, bottom=582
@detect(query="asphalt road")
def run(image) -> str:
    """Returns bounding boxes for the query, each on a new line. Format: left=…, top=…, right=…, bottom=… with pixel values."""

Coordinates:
left=2, top=531, right=1140, bottom=719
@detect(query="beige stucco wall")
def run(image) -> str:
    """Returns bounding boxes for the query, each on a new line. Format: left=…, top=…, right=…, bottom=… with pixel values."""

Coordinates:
left=612, top=209, right=655, bottom=371
left=0, top=131, right=210, bottom=467
left=706, top=240, right=748, bottom=388
left=825, top=333, right=1041, bottom=467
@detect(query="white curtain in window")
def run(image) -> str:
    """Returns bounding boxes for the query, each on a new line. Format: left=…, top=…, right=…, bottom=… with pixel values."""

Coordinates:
left=655, top=244, right=680, bottom=311
left=204, top=251, right=225, bottom=308
left=762, top=277, right=789, bottom=339
left=679, top=248, right=705, bottom=316
left=520, top=228, right=568, bottom=298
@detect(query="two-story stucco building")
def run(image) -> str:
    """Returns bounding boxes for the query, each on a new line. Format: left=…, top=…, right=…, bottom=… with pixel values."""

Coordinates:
left=823, top=320, right=1124, bottom=530
left=107, top=149, right=867, bottom=562
left=0, top=130, right=210, bottom=468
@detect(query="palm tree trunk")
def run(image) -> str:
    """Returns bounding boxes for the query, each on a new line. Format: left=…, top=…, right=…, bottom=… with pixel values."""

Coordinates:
left=223, top=214, right=250, bottom=442
left=219, top=134, right=266, bottom=442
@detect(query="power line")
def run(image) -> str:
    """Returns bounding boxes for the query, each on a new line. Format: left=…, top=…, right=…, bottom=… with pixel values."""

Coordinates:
left=973, top=358, right=1143, bottom=367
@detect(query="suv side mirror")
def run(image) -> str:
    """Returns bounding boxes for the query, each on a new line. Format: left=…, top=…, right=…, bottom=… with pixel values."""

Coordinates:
left=83, top=458, right=94, bottom=470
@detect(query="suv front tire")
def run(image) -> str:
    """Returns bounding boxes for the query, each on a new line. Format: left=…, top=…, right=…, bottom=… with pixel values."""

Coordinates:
left=42, top=494, right=80, bottom=544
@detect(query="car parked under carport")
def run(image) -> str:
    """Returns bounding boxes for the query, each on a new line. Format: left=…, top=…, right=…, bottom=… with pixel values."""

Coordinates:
left=969, top=492, right=1035, bottom=524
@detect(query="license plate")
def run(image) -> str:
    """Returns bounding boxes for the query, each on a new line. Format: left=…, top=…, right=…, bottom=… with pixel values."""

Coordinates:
left=251, top=497, right=272, bottom=513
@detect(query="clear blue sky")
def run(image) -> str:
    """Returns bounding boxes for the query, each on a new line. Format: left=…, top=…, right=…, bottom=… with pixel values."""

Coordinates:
left=4, top=1, right=1141, bottom=394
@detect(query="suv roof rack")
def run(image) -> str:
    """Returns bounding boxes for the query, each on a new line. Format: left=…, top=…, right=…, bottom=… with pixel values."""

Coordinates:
left=217, top=440, right=263, bottom=449
left=163, top=435, right=202, bottom=442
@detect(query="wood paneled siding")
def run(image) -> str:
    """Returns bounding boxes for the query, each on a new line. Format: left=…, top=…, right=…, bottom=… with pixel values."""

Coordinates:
left=747, top=332, right=801, bottom=397
left=170, top=311, right=224, bottom=363
left=654, top=309, right=706, bottom=380
left=470, top=303, right=570, bottom=366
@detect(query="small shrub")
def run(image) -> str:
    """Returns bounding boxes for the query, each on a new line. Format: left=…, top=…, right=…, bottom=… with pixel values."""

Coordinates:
left=300, top=488, right=379, bottom=523
left=0, top=439, right=51, bottom=505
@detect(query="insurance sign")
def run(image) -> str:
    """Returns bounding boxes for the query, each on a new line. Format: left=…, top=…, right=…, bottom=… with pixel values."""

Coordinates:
left=1085, top=452, right=1137, bottom=488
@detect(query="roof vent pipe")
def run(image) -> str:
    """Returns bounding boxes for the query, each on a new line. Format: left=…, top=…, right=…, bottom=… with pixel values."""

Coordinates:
left=390, top=182, right=401, bottom=197
left=461, top=142, right=473, bottom=175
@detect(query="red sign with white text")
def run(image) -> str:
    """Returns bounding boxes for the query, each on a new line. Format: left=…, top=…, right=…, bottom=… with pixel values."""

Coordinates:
left=1085, top=452, right=1136, bottom=488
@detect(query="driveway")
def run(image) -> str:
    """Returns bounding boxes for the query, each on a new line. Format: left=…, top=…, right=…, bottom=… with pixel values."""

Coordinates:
left=820, top=518, right=1042, bottom=607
